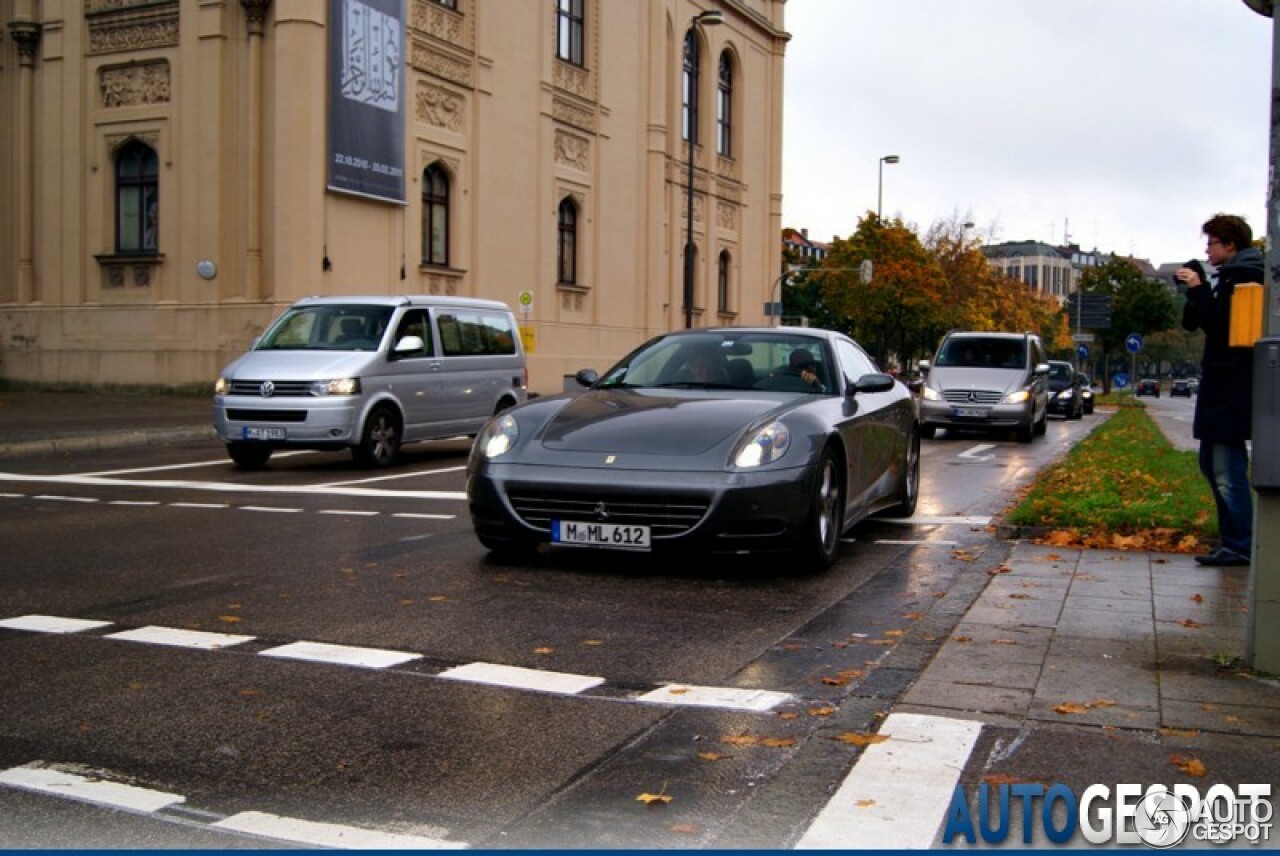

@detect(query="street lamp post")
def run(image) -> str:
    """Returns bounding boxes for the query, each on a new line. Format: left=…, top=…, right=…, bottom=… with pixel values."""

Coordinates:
left=877, top=155, right=900, bottom=220
left=683, top=9, right=725, bottom=329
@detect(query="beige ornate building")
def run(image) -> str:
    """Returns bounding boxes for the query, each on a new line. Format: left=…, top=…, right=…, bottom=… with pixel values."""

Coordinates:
left=0, top=0, right=787, bottom=393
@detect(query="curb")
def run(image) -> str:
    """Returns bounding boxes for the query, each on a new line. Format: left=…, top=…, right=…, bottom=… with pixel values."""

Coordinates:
left=0, top=426, right=217, bottom=459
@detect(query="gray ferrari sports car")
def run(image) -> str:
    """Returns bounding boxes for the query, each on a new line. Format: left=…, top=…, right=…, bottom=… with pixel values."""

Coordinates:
left=467, top=327, right=920, bottom=571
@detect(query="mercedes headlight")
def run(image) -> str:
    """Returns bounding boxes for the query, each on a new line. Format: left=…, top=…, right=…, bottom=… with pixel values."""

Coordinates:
left=1003, top=389, right=1031, bottom=405
left=734, top=421, right=791, bottom=468
left=478, top=413, right=519, bottom=459
left=922, top=386, right=942, bottom=401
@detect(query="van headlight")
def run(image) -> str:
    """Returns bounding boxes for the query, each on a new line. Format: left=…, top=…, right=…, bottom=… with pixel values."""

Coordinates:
left=921, top=386, right=942, bottom=401
left=478, top=413, right=519, bottom=459
left=310, top=378, right=361, bottom=396
left=214, top=377, right=229, bottom=396
left=1003, top=389, right=1031, bottom=404
left=734, top=421, right=791, bottom=468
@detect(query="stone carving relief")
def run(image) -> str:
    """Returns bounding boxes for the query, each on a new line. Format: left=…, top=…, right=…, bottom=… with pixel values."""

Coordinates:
left=416, top=82, right=463, bottom=132
left=410, top=39, right=472, bottom=87
left=551, top=97, right=594, bottom=133
left=100, top=62, right=171, bottom=108
left=716, top=200, right=739, bottom=231
left=87, top=1, right=179, bottom=55
left=554, top=131, right=589, bottom=172
left=409, top=0, right=468, bottom=49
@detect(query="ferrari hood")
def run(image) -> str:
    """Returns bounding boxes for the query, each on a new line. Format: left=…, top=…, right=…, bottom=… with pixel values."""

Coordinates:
left=541, top=389, right=781, bottom=455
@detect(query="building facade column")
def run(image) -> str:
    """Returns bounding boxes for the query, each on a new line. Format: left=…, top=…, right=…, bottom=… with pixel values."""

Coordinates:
left=7, top=11, right=40, bottom=303
left=241, top=0, right=270, bottom=300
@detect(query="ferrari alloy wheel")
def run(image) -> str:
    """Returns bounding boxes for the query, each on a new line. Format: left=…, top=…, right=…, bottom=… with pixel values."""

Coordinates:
left=802, top=449, right=845, bottom=572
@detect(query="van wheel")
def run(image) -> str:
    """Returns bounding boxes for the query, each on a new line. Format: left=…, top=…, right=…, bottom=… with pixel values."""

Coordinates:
left=1016, top=420, right=1035, bottom=444
left=920, top=424, right=937, bottom=440
left=353, top=405, right=401, bottom=468
left=227, top=442, right=272, bottom=469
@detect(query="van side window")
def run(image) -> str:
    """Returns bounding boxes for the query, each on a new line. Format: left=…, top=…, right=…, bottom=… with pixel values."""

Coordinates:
left=393, top=310, right=431, bottom=358
left=436, top=311, right=517, bottom=356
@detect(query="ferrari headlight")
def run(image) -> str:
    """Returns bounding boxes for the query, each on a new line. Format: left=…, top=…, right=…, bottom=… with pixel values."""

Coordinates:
left=310, top=378, right=361, bottom=396
left=922, top=386, right=942, bottom=401
left=734, top=421, right=791, bottom=468
left=1003, top=389, right=1031, bottom=405
left=478, top=413, right=519, bottom=459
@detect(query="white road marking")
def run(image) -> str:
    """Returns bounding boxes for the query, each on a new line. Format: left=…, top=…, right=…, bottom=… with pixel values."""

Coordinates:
left=0, top=763, right=465, bottom=850
left=239, top=505, right=304, bottom=513
left=0, top=615, right=113, bottom=634
left=106, top=626, right=256, bottom=651
left=318, top=509, right=381, bottom=516
left=81, top=453, right=312, bottom=477
left=259, top=641, right=421, bottom=669
left=33, top=494, right=98, bottom=503
left=108, top=500, right=162, bottom=506
left=392, top=512, right=456, bottom=520
left=313, top=465, right=466, bottom=488
left=636, top=684, right=790, bottom=712
left=958, top=443, right=996, bottom=462
left=876, top=515, right=992, bottom=527
left=0, top=471, right=466, bottom=501
left=0, top=491, right=25, bottom=498
left=211, top=811, right=466, bottom=850
left=170, top=502, right=229, bottom=509
left=0, top=764, right=185, bottom=813
left=438, top=662, right=605, bottom=696
left=795, top=712, right=982, bottom=850
left=875, top=539, right=959, bottom=546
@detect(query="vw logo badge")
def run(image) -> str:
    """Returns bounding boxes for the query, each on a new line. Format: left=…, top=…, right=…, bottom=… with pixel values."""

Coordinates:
left=259, top=380, right=275, bottom=398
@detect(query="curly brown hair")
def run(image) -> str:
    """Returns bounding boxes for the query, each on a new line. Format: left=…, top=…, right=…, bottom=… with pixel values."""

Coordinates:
left=1202, top=214, right=1253, bottom=251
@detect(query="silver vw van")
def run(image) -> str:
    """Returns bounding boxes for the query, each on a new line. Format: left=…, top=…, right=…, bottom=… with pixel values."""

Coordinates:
left=213, top=295, right=527, bottom=468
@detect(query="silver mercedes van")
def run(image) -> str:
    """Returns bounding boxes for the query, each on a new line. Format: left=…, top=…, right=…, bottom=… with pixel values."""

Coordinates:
left=213, top=295, right=527, bottom=468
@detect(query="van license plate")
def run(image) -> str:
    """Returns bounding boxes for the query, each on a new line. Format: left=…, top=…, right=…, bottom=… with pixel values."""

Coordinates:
left=552, top=520, right=651, bottom=551
left=243, top=427, right=286, bottom=441
left=953, top=407, right=989, bottom=418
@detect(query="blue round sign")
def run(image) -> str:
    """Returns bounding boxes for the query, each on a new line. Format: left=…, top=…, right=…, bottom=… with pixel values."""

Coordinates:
left=1125, top=333, right=1143, bottom=354
left=1077, top=345, right=1089, bottom=360
left=1113, top=372, right=1129, bottom=389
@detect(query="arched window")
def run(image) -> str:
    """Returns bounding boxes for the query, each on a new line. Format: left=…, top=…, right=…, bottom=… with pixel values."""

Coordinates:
left=717, top=249, right=731, bottom=313
left=556, top=0, right=585, bottom=66
left=422, top=163, right=449, bottom=266
left=682, top=29, right=700, bottom=144
left=716, top=51, right=733, bottom=157
left=558, top=197, right=578, bottom=285
left=115, top=140, right=158, bottom=254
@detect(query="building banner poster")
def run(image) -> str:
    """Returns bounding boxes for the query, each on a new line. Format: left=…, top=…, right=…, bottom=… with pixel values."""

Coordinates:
left=327, top=0, right=406, bottom=203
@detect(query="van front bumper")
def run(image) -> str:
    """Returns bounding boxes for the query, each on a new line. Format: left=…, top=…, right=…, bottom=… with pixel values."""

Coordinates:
left=213, top=395, right=363, bottom=445
left=918, top=398, right=1030, bottom=430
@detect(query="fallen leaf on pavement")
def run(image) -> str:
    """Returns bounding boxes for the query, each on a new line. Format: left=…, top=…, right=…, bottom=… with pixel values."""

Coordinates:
left=855, top=799, right=876, bottom=808
left=1191, top=594, right=1204, bottom=604
left=808, top=706, right=836, bottom=717
left=636, top=792, right=672, bottom=806
left=670, top=823, right=699, bottom=834
left=1178, top=619, right=1203, bottom=628
left=697, top=752, right=730, bottom=762
left=218, top=615, right=242, bottom=624
left=836, top=732, right=890, bottom=747
left=1170, top=755, right=1207, bottom=777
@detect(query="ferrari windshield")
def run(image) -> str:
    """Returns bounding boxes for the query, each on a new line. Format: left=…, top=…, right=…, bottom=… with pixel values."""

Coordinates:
left=597, top=332, right=835, bottom=394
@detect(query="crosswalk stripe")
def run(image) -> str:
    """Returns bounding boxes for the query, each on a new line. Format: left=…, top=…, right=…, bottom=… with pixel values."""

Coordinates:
left=437, top=662, right=605, bottom=695
left=211, top=810, right=466, bottom=850
left=105, top=626, right=256, bottom=650
left=0, top=765, right=185, bottom=813
left=795, top=712, right=982, bottom=849
left=259, top=640, right=422, bottom=669
left=636, top=683, right=790, bottom=712
left=0, top=615, right=113, bottom=634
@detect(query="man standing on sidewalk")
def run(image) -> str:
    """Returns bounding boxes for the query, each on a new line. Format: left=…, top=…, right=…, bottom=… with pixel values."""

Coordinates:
left=1175, top=214, right=1262, bottom=568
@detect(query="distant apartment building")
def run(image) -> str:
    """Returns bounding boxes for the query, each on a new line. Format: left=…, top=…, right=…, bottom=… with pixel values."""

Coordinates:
left=0, top=1, right=788, bottom=393
left=982, top=240, right=1079, bottom=301
left=782, top=227, right=829, bottom=265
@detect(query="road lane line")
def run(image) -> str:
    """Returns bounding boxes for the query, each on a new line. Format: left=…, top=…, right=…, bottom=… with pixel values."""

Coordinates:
left=636, top=684, right=790, bottom=712
left=106, top=627, right=256, bottom=651
left=318, top=509, right=381, bottom=516
left=211, top=811, right=466, bottom=850
left=239, top=505, right=304, bottom=513
left=259, top=641, right=422, bottom=669
left=0, top=764, right=185, bottom=813
left=0, top=470, right=468, bottom=501
left=0, top=615, right=113, bottom=634
left=108, top=499, right=162, bottom=506
left=33, top=494, right=98, bottom=503
left=438, top=662, right=605, bottom=695
left=312, top=465, right=466, bottom=488
left=794, top=712, right=981, bottom=849
left=170, top=501, right=230, bottom=509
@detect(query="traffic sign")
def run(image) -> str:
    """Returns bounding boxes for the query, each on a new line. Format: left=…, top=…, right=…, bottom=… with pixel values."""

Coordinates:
left=1077, top=345, right=1089, bottom=360
left=517, top=289, right=533, bottom=316
left=1125, top=333, right=1143, bottom=354
left=1113, top=372, right=1129, bottom=389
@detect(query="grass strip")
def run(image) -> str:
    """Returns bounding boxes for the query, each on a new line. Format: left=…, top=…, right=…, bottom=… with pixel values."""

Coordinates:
left=1005, top=403, right=1214, bottom=552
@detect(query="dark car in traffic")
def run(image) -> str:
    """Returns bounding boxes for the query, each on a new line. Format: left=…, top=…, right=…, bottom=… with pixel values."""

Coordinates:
left=1170, top=378, right=1194, bottom=397
left=1136, top=378, right=1160, bottom=397
left=1046, top=361, right=1084, bottom=420
left=467, top=327, right=920, bottom=572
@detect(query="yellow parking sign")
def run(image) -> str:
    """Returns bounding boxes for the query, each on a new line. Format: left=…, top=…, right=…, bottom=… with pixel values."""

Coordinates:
left=519, top=325, right=535, bottom=354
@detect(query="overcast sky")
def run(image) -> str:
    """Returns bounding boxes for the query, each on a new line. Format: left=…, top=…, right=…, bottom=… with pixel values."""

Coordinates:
left=781, top=0, right=1274, bottom=267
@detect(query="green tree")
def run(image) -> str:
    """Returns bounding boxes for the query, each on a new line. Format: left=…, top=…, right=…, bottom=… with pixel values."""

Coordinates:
left=1077, top=258, right=1177, bottom=390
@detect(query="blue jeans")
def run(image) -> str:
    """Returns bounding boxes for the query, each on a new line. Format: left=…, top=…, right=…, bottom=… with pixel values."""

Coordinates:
left=1198, top=440, right=1253, bottom=556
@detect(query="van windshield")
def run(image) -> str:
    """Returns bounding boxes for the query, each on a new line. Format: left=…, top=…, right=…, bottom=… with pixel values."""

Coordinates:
left=257, top=305, right=394, bottom=351
left=936, top=338, right=1026, bottom=369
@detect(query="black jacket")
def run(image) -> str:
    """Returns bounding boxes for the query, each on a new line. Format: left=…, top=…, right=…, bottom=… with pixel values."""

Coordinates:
left=1181, top=246, right=1264, bottom=442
